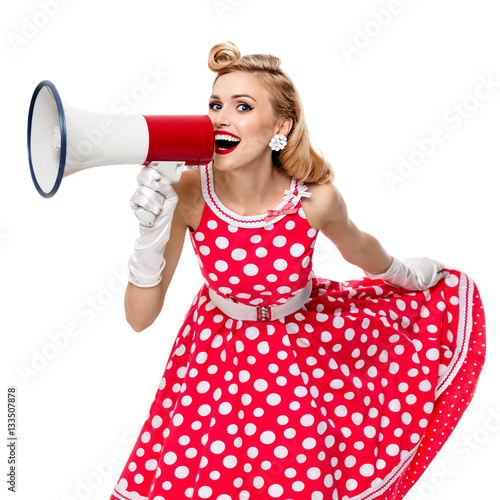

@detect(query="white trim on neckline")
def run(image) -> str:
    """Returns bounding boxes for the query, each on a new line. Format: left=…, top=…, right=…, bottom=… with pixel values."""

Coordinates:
left=201, top=163, right=301, bottom=228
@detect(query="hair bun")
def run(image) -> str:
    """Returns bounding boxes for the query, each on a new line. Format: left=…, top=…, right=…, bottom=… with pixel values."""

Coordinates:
left=208, top=41, right=241, bottom=72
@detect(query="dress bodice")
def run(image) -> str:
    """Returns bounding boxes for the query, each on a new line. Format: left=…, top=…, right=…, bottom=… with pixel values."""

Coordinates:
left=189, top=163, right=318, bottom=307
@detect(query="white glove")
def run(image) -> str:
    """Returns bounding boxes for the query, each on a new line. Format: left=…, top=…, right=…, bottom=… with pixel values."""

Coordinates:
left=128, top=166, right=179, bottom=288
left=364, top=256, right=450, bottom=291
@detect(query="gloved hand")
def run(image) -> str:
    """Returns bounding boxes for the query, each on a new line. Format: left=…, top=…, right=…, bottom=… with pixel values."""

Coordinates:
left=364, top=256, right=450, bottom=291
left=128, top=166, right=179, bottom=287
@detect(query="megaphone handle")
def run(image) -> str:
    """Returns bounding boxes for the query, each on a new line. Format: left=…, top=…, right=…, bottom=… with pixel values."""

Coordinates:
left=134, top=161, right=185, bottom=227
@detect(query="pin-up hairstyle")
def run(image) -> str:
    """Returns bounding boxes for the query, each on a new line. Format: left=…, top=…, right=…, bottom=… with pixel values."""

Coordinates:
left=208, top=41, right=334, bottom=184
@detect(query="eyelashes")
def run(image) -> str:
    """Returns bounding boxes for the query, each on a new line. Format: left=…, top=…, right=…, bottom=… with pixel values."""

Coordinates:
left=209, top=102, right=254, bottom=112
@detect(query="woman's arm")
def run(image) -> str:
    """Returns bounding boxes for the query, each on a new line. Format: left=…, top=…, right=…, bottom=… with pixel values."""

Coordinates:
left=124, top=207, right=187, bottom=332
left=124, top=169, right=200, bottom=332
left=303, top=183, right=393, bottom=275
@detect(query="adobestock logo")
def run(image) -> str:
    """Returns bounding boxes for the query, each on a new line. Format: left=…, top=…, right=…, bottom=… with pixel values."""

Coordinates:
left=8, top=0, right=73, bottom=54
left=212, top=0, right=246, bottom=21
left=17, top=267, right=129, bottom=385
left=339, top=0, right=418, bottom=64
left=384, top=73, right=500, bottom=191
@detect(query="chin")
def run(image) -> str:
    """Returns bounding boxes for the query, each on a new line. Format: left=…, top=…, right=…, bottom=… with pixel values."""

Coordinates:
left=213, top=155, right=242, bottom=172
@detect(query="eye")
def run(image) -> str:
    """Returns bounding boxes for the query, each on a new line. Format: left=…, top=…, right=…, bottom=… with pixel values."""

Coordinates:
left=209, top=102, right=222, bottom=110
left=237, top=103, right=253, bottom=111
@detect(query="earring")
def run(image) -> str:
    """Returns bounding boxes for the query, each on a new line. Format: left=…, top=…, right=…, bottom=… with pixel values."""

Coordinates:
left=269, top=134, right=287, bottom=151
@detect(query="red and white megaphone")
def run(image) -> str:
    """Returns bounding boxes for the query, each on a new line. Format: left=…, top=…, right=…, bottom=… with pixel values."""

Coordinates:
left=27, top=80, right=215, bottom=223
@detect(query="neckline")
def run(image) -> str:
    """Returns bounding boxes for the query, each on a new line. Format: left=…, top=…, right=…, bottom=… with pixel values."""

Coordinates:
left=202, top=163, right=297, bottom=228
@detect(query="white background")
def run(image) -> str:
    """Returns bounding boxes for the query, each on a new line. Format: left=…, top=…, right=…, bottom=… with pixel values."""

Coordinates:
left=1, top=1, right=499, bottom=499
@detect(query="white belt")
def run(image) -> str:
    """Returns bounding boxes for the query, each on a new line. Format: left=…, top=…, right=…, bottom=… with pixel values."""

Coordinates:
left=208, top=280, right=312, bottom=322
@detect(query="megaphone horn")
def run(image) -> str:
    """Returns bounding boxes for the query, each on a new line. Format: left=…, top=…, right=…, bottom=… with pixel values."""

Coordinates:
left=27, top=80, right=215, bottom=201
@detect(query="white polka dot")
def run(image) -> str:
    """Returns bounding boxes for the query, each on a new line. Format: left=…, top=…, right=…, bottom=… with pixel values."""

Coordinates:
left=245, top=327, right=259, bottom=340
left=268, top=484, right=284, bottom=498
left=223, top=455, right=237, bottom=468
left=260, top=431, right=276, bottom=444
left=307, top=467, right=321, bottom=480
left=346, top=479, right=358, bottom=491
left=426, top=348, right=440, bottom=361
left=274, top=446, right=288, bottom=458
left=141, top=432, right=151, bottom=443
left=267, top=393, right=281, bottom=406
left=274, top=259, right=288, bottom=271
left=197, top=381, right=210, bottom=393
left=256, top=341, right=269, bottom=354
left=245, top=423, right=257, bottom=435
left=267, top=274, right=278, bottom=282
left=419, top=380, right=432, bottom=392
left=174, top=466, right=189, bottom=478
left=445, top=274, right=459, bottom=287
left=151, top=415, right=163, bottom=429
left=389, top=399, right=401, bottom=412
left=198, top=486, right=212, bottom=498
left=364, top=426, right=376, bottom=438
left=216, top=237, right=229, bottom=249
left=255, top=247, right=268, bottom=258
left=254, top=379, right=269, bottom=391
left=360, top=464, right=375, bottom=477
left=198, top=404, right=211, bottom=416
left=145, top=459, right=157, bottom=471
left=244, top=264, right=259, bottom=276
left=210, top=440, right=225, bottom=454
left=386, top=444, right=400, bottom=456
left=215, top=260, right=228, bottom=272
left=303, top=437, right=316, bottom=449
left=232, top=249, right=247, bottom=261
left=199, top=245, right=210, bottom=255
left=219, top=402, right=232, bottom=415
left=273, top=236, right=287, bottom=248
left=207, top=220, right=217, bottom=229
left=335, top=405, right=347, bottom=417
left=290, top=244, right=305, bottom=257
left=134, top=473, right=144, bottom=484
left=253, top=476, right=264, bottom=488
left=300, top=414, right=315, bottom=426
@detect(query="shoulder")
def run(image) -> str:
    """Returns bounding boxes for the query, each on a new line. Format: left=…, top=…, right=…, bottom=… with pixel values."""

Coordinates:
left=301, top=181, right=346, bottom=230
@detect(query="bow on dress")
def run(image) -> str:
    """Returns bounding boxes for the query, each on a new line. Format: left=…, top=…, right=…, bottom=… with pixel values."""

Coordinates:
left=265, top=184, right=312, bottom=222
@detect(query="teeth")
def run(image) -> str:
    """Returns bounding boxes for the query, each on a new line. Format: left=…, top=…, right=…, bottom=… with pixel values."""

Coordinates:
left=215, top=134, right=240, bottom=142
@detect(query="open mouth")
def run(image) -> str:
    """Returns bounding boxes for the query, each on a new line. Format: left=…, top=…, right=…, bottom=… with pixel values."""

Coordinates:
left=215, top=132, right=241, bottom=155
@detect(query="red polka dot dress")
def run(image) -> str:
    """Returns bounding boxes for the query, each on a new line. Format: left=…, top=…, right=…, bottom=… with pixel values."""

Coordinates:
left=110, top=163, right=486, bottom=500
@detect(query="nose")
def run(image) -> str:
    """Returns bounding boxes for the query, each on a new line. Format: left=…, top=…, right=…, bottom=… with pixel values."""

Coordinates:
left=210, top=107, right=231, bottom=129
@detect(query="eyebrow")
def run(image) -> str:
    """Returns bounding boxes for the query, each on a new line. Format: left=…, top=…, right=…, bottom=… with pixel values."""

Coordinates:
left=210, top=94, right=258, bottom=103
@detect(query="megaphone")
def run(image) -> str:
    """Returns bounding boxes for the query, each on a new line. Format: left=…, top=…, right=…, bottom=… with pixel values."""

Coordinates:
left=27, top=80, right=215, bottom=224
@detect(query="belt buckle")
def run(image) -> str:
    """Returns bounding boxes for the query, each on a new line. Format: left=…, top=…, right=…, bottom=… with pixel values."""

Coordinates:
left=257, top=305, right=271, bottom=321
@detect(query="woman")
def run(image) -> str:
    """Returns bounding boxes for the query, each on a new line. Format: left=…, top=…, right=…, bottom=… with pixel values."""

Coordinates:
left=110, top=42, right=485, bottom=500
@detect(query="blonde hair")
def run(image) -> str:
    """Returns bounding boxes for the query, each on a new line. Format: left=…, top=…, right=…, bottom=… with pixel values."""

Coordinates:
left=208, top=41, right=334, bottom=185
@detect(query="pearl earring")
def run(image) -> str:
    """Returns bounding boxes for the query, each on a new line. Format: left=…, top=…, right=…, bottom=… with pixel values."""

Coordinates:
left=269, top=134, right=287, bottom=151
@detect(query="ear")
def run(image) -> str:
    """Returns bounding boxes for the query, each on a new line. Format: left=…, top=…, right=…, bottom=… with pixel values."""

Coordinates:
left=276, top=117, right=293, bottom=137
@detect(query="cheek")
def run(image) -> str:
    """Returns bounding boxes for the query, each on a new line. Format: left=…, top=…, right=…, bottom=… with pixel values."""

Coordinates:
left=240, top=117, right=275, bottom=145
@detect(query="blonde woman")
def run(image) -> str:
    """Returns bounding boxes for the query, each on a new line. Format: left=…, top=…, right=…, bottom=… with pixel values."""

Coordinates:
left=110, top=42, right=485, bottom=500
